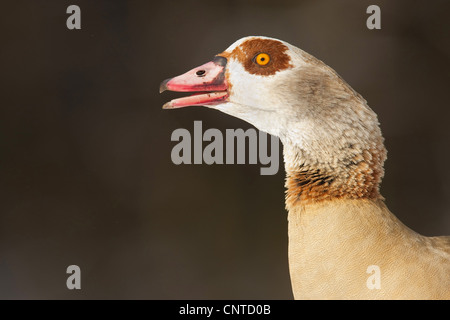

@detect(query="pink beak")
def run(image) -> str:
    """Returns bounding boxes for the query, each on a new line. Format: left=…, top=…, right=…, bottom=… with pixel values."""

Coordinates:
left=160, top=56, right=228, bottom=109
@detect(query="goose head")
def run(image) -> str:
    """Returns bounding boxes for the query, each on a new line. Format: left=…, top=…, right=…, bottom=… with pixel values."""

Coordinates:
left=160, top=36, right=387, bottom=206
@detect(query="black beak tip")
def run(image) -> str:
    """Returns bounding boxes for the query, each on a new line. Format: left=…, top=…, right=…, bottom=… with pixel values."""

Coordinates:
left=159, top=78, right=171, bottom=93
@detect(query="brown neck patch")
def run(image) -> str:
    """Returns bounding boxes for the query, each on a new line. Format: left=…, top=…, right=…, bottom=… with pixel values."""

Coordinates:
left=219, top=38, right=293, bottom=76
left=285, top=148, right=385, bottom=208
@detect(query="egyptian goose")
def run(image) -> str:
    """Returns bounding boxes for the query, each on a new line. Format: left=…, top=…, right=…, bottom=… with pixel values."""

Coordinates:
left=160, top=36, right=450, bottom=299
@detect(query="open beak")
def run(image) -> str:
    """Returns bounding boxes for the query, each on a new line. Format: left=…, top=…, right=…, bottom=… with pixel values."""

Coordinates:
left=160, top=56, right=228, bottom=109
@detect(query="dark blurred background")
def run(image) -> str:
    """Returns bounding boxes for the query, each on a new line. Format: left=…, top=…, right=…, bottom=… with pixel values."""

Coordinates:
left=1, top=0, right=449, bottom=299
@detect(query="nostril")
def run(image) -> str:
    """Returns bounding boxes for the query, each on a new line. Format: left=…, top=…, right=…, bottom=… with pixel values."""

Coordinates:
left=196, top=70, right=206, bottom=77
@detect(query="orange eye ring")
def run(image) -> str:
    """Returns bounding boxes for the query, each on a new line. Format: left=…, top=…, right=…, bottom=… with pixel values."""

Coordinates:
left=254, top=53, right=270, bottom=66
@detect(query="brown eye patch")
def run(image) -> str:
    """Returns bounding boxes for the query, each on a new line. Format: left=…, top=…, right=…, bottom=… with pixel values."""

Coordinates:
left=219, top=38, right=293, bottom=76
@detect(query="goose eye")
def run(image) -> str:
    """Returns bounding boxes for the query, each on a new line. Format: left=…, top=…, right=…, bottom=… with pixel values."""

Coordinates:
left=254, top=53, right=270, bottom=66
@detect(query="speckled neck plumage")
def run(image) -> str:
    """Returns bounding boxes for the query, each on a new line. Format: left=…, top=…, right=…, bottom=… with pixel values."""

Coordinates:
left=276, top=48, right=388, bottom=209
left=284, top=143, right=386, bottom=208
